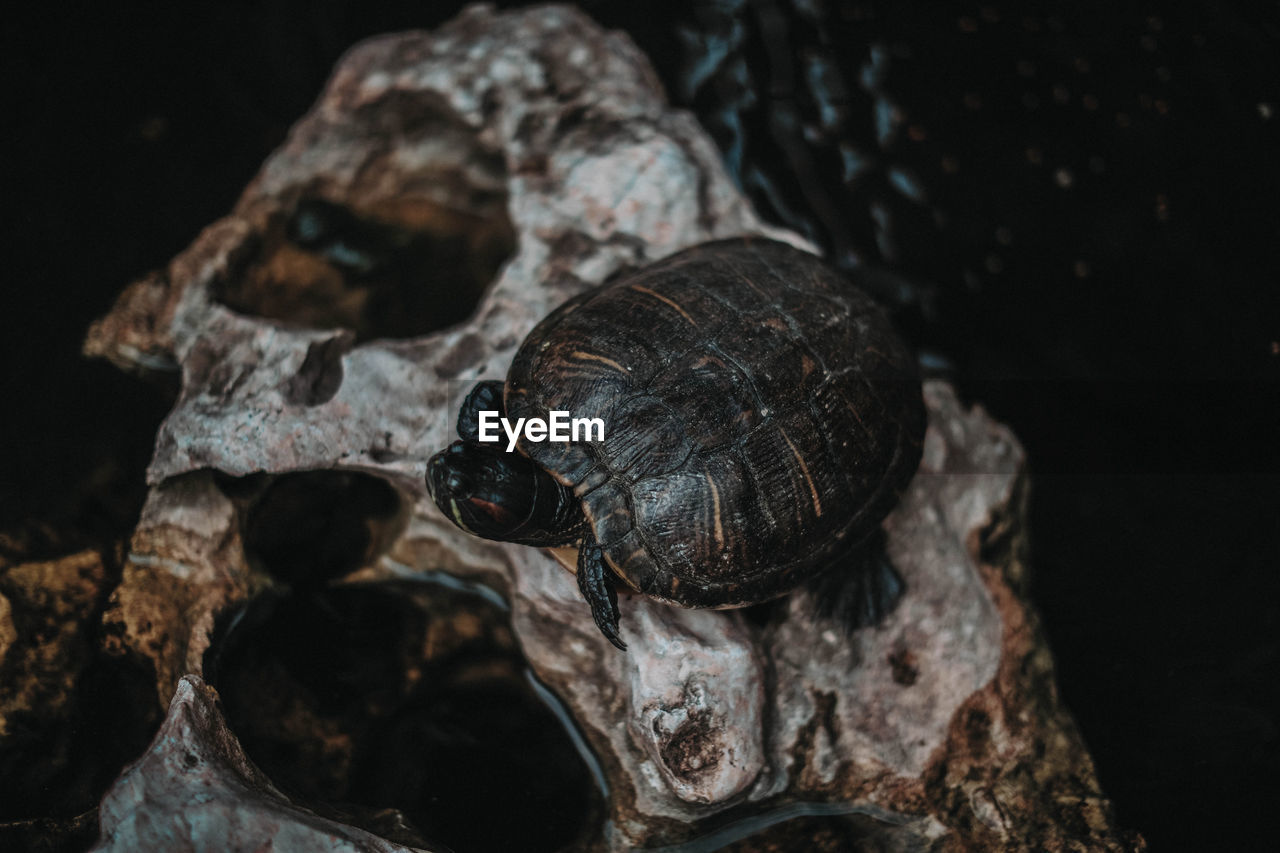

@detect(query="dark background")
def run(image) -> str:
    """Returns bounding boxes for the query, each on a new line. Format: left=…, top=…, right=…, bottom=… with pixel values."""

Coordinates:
left=4, top=1, right=1278, bottom=850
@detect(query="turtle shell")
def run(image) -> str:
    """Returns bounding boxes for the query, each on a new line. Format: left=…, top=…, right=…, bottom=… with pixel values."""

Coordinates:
left=505, top=237, right=925, bottom=608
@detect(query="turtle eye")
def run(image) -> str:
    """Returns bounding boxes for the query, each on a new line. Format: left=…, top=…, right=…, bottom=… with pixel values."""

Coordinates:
left=446, top=473, right=472, bottom=497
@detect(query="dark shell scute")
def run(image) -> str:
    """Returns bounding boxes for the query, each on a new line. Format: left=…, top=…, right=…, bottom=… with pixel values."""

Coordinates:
left=630, top=451, right=770, bottom=585
left=598, top=394, right=694, bottom=482
left=650, top=347, right=764, bottom=448
left=736, top=408, right=847, bottom=540
left=721, top=312, right=826, bottom=397
left=812, top=374, right=888, bottom=469
left=525, top=304, right=666, bottom=399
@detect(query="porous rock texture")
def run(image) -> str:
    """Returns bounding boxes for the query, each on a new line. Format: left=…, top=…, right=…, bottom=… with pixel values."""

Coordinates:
left=84, top=4, right=1139, bottom=850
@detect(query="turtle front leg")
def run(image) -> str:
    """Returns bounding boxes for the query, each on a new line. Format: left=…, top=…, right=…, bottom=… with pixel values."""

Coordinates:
left=457, top=379, right=506, bottom=442
left=577, top=539, right=626, bottom=650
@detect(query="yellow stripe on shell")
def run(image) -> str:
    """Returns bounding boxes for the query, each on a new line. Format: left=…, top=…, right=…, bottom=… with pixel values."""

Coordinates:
left=629, top=284, right=698, bottom=325
left=568, top=350, right=628, bottom=374
left=780, top=427, right=823, bottom=518
left=704, top=472, right=724, bottom=551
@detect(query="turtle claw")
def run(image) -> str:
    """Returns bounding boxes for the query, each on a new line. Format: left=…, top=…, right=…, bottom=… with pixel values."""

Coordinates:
left=577, top=542, right=627, bottom=650
left=596, top=615, right=627, bottom=652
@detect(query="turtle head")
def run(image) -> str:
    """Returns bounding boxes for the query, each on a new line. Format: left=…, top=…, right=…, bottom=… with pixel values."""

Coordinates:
left=427, top=440, right=575, bottom=545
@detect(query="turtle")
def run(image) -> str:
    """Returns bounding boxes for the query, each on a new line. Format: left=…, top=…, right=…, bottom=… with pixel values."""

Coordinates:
left=426, top=237, right=925, bottom=649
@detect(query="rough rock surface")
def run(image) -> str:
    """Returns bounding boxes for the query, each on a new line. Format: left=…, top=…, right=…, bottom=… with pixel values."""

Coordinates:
left=85, top=5, right=1139, bottom=850
left=92, top=675, right=440, bottom=853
